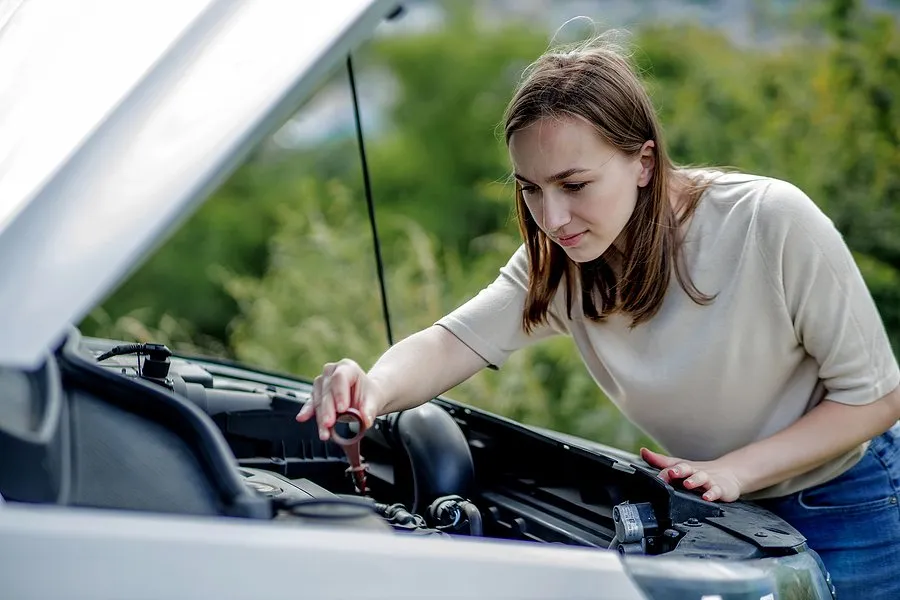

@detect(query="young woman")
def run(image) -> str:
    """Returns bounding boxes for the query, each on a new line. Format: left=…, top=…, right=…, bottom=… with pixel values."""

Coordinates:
left=297, top=37, right=900, bottom=597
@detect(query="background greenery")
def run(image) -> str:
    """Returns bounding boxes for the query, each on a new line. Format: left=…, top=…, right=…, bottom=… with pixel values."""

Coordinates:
left=83, top=0, right=900, bottom=453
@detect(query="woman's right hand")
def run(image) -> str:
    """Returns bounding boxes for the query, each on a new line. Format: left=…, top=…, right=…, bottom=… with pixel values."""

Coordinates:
left=295, top=358, right=385, bottom=441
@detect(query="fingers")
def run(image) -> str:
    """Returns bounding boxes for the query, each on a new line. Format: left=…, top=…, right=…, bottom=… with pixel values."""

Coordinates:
left=660, top=462, right=695, bottom=483
left=669, top=469, right=729, bottom=502
left=682, top=471, right=709, bottom=490
left=641, top=449, right=697, bottom=485
left=295, top=360, right=363, bottom=441
left=295, top=400, right=315, bottom=422
left=640, top=447, right=681, bottom=469
left=360, top=401, right=377, bottom=429
left=329, top=368, right=351, bottom=414
left=641, top=453, right=740, bottom=503
left=295, top=369, right=328, bottom=423
left=316, top=376, right=337, bottom=441
left=702, top=485, right=723, bottom=502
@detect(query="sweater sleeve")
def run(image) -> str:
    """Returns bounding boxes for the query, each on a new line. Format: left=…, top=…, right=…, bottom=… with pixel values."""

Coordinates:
left=758, top=179, right=900, bottom=406
left=435, top=244, right=568, bottom=368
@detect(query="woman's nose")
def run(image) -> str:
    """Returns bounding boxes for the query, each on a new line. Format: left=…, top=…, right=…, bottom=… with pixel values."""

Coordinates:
left=542, top=196, right=571, bottom=232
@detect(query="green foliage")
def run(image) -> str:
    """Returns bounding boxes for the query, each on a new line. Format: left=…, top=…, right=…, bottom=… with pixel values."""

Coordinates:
left=87, top=307, right=229, bottom=359
left=88, top=0, right=900, bottom=453
left=83, top=158, right=287, bottom=342
left=360, top=7, right=548, bottom=257
left=636, top=2, right=900, bottom=342
left=855, top=252, right=900, bottom=350
left=225, top=178, right=389, bottom=374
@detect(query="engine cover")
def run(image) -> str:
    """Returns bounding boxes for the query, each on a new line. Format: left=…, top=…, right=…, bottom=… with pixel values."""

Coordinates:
left=237, top=468, right=333, bottom=502
left=238, top=468, right=392, bottom=533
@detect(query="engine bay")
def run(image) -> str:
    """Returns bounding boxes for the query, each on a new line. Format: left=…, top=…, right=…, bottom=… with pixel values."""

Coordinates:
left=0, top=331, right=812, bottom=564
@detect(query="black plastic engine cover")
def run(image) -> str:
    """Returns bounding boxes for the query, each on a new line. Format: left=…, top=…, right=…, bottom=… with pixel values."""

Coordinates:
left=239, top=468, right=392, bottom=533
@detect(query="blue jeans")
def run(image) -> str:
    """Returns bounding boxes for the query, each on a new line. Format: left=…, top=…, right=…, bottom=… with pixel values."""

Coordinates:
left=756, top=422, right=900, bottom=599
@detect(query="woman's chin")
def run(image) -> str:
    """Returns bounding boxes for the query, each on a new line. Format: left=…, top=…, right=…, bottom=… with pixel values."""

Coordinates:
left=560, top=239, right=608, bottom=263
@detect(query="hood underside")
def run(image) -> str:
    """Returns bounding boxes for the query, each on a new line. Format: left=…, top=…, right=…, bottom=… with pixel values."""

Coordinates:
left=0, top=0, right=398, bottom=368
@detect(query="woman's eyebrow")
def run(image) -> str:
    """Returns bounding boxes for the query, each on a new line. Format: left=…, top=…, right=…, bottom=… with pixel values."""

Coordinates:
left=513, top=167, right=590, bottom=185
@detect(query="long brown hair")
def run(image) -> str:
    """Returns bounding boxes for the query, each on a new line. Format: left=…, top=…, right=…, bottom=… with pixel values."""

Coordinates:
left=503, top=35, right=715, bottom=332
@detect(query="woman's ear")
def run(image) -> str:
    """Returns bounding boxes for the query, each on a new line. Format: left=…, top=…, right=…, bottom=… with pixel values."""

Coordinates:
left=637, top=140, right=656, bottom=188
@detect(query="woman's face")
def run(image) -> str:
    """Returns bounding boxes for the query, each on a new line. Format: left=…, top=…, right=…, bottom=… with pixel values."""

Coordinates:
left=509, top=115, right=655, bottom=263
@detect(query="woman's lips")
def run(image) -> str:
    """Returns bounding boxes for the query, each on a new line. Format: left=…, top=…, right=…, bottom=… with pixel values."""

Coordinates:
left=556, top=231, right=586, bottom=248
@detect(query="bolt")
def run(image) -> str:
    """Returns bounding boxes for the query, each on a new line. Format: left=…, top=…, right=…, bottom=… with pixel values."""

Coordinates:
left=755, top=531, right=768, bottom=538
left=513, top=517, right=528, bottom=534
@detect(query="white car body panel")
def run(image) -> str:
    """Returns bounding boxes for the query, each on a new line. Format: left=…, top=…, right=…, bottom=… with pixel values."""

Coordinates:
left=0, top=502, right=648, bottom=599
left=0, top=0, right=395, bottom=368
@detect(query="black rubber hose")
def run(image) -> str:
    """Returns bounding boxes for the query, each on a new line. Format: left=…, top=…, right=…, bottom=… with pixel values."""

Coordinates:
left=394, top=403, right=475, bottom=513
left=95, top=343, right=145, bottom=362
left=461, top=500, right=483, bottom=537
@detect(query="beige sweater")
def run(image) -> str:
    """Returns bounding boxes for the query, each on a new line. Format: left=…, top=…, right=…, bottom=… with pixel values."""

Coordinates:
left=436, top=172, right=899, bottom=500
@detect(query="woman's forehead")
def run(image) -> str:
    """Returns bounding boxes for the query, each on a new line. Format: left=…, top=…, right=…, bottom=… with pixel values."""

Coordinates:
left=509, top=116, right=616, bottom=177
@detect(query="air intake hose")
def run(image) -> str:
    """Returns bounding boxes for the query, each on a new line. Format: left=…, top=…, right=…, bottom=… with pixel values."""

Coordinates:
left=393, top=402, right=475, bottom=514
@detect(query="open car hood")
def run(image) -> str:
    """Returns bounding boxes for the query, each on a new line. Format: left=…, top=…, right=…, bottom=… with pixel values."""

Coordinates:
left=0, top=0, right=399, bottom=369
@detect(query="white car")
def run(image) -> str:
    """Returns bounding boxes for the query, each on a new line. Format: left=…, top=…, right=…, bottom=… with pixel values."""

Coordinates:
left=0, top=1, right=834, bottom=598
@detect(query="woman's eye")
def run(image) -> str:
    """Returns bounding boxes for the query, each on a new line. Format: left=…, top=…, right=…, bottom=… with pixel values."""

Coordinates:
left=521, top=185, right=538, bottom=195
left=562, top=182, right=587, bottom=193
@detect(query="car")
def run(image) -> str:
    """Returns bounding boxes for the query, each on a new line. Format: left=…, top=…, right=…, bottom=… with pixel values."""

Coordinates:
left=0, top=1, right=835, bottom=598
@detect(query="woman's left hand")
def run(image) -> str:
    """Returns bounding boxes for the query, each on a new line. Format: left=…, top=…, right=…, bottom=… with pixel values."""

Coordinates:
left=640, top=447, right=745, bottom=502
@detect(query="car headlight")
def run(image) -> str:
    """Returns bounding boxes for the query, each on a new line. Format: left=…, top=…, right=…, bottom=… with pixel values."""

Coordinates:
left=623, top=551, right=834, bottom=600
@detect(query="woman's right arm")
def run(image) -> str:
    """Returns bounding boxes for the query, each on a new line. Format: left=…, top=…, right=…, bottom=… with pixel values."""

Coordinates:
left=295, top=325, right=488, bottom=440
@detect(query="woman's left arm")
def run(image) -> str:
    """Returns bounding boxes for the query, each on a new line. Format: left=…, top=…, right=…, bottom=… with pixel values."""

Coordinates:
left=724, top=387, right=900, bottom=496
left=642, top=387, right=900, bottom=502
left=644, top=179, right=900, bottom=501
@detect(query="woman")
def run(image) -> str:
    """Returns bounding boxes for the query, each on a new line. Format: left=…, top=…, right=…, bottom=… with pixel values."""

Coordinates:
left=296, top=36, right=900, bottom=597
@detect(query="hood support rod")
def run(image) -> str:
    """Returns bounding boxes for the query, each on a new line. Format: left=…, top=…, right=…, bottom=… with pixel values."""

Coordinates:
left=348, top=55, right=394, bottom=347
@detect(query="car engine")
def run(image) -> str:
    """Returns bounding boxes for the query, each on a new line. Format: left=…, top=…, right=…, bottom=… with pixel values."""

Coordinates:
left=80, top=339, right=493, bottom=540
left=0, top=331, right=813, bottom=566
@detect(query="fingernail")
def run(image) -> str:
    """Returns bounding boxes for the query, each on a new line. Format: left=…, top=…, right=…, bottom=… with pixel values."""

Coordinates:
left=671, top=468, right=679, bottom=476
left=319, top=429, right=328, bottom=440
